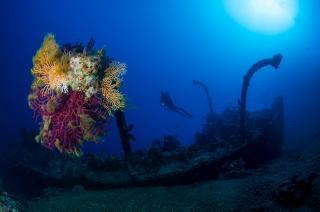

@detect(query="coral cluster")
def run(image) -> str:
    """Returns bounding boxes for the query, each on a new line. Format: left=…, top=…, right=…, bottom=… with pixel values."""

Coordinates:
left=28, top=34, right=126, bottom=156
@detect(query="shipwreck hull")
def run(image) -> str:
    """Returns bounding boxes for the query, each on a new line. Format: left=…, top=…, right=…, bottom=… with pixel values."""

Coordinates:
left=1, top=97, right=284, bottom=192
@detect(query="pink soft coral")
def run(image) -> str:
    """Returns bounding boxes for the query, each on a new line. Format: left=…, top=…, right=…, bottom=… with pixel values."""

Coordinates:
left=29, top=90, right=108, bottom=156
left=28, top=87, right=51, bottom=120
left=42, top=91, right=86, bottom=154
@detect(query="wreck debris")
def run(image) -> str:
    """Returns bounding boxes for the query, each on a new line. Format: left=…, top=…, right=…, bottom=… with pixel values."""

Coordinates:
left=115, top=110, right=135, bottom=160
left=193, top=80, right=214, bottom=114
left=239, top=54, right=283, bottom=136
left=273, top=173, right=317, bottom=208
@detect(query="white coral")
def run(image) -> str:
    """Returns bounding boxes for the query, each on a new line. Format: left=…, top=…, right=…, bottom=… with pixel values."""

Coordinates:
left=67, top=55, right=100, bottom=98
left=59, top=82, right=69, bottom=93
left=70, top=56, right=82, bottom=72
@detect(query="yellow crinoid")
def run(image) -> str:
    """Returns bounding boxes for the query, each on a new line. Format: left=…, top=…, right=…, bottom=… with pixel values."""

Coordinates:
left=31, top=34, right=70, bottom=94
left=101, top=61, right=126, bottom=114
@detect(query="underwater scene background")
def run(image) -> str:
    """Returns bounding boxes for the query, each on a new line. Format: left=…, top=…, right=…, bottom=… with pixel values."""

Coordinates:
left=1, top=0, right=320, bottom=211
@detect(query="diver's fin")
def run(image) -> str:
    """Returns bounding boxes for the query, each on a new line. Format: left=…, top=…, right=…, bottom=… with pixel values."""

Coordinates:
left=177, top=108, right=192, bottom=118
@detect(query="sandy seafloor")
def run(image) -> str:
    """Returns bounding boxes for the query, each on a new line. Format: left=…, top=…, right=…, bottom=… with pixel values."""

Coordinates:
left=26, top=140, right=320, bottom=212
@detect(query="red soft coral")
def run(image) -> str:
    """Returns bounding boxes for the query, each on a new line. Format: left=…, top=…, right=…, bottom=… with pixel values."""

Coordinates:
left=29, top=88, right=109, bottom=155
left=41, top=91, right=87, bottom=154
left=28, top=88, right=51, bottom=120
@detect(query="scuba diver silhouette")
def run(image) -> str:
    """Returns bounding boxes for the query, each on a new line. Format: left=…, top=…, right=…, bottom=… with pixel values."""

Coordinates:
left=160, top=92, right=192, bottom=118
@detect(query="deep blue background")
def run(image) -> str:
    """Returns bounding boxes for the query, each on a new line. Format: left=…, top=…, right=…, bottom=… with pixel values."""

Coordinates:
left=1, top=0, right=319, bottom=155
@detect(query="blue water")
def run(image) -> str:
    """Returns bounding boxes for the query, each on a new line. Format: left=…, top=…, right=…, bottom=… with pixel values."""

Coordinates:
left=1, top=0, right=319, bottom=155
